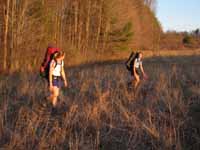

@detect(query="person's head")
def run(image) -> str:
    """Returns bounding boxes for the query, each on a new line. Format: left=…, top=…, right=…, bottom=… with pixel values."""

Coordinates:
left=135, top=52, right=142, bottom=59
left=138, top=52, right=142, bottom=59
left=54, top=51, right=65, bottom=60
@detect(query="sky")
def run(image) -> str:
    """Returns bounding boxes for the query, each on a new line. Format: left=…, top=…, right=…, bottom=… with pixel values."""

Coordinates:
left=156, top=0, right=200, bottom=32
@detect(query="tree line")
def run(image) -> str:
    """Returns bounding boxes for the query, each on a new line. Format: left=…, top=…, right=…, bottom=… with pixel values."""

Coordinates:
left=159, top=29, right=200, bottom=50
left=0, top=0, right=160, bottom=71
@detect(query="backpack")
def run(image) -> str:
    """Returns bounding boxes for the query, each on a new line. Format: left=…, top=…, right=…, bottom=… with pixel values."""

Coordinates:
left=125, top=52, right=135, bottom=72
left=126, top=52, right=141, bottom=72
left=40, top=46, right=60, bottom=79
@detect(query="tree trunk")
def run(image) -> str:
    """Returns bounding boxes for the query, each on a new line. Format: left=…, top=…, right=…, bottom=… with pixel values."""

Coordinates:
left=9, top=0, right=16, bottom=70
left=102, top=20, right=110, bottom=51
left=84, top=0, right=91, bottom=52
left=95, top=0, right=103, bottom=51
left=77, top=3, right=83, bottom=50
left=74, top=0, right=78, bottom=48
left=3, top=0, right=10, bottom=70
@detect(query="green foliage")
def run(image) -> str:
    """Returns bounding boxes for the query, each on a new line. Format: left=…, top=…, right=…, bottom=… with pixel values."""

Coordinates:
left=110, top=16, right=118, bottom=25
left=123, top=22, right=132, bottom=34
left=116, top=44, right=130, bottom=51
left=110, top=21, right=134, bottom=51
left=183, top=35, right=192, bottom=44
left=110, top=21, right=134, bottom=42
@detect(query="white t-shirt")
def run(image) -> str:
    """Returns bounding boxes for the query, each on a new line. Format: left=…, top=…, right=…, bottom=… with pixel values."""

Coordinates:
left=134, top=58, right=142, bottom=69
left=50, top=60, right=64, bottom=76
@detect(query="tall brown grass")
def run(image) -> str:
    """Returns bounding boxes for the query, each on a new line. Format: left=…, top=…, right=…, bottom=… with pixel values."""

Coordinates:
left=0, top=55, right=199, bottom=150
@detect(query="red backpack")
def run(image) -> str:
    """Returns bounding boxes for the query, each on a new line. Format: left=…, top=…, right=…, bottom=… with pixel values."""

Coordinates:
left=40, top=46, right=60, bottom=79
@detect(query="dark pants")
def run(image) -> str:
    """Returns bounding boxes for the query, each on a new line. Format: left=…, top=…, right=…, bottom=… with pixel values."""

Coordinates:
left=52, top=76, right=63, bottom=88
left=131, top=69, right=140, bottom=77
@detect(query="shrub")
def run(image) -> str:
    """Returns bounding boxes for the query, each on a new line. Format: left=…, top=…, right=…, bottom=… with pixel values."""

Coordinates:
left=183, top=35, right=192, bottom=44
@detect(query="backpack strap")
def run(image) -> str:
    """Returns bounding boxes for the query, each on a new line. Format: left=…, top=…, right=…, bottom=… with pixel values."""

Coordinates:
left=54, top=59, right=58, bottom=68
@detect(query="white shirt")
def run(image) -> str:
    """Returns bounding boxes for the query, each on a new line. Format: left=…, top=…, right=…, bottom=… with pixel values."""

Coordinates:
left=134, top=58, right=142, bottom=68
left=50, top=60, right=64, bottom=76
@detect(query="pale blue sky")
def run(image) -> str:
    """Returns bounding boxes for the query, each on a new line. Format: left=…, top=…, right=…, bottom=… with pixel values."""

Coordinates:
left=157, top=0, right=200, bottom=32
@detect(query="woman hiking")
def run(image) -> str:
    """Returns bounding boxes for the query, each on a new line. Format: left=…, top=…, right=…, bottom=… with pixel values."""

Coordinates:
left=48, top=51, right=67, bottom=107
left=131, top=52, right=148, bottom=88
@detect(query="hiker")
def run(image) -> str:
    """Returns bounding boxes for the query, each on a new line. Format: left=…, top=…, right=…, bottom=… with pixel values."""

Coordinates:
left=126, top=51, right=147, bottom=88
left=48, top=51, right=68, bottom=107
left=131, top=52, right=147, bottom=88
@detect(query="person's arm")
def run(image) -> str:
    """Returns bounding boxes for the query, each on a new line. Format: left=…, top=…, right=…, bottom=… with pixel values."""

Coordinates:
left=140, top=63, right=145, bottom=75
left=61, top=62, right=68, bottom=87
left=140, top=62, right=148, bottom=79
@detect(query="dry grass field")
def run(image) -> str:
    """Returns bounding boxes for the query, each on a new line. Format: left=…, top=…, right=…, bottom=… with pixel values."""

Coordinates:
left=0, top=54, right=200, bottom=150
left=66, top=49, right=200, bottom=67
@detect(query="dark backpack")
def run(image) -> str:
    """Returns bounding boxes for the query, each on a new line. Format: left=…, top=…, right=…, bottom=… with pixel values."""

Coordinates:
left=125, top=52, right=135, bottom=72
left=126, top=52, right=140, bottom=73
left=40, top=47, right=60, bottom=79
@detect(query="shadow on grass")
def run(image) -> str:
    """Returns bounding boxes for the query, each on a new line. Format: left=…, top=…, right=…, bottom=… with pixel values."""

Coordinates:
left=66, top=54, right=200, bottom=71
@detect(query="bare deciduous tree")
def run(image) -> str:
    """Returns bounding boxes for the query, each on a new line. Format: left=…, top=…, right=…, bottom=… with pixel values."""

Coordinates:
left=3, top=0, right=10, bottom=70
left=144, top=0, right=157, bottom=12
left=0, top=0, right=161, bottom=71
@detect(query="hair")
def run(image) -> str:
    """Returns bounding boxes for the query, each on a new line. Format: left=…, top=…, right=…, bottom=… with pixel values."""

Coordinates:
left=54, top=51, right=65, bottom=59
left=135, top=51, right=142, bottom=59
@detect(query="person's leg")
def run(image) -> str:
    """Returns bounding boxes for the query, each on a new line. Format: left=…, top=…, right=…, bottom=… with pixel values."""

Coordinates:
left=48, top=77, right=58, bottom=107
left=134, top=75, right=140, bottom=89
left=51, top=86, right=59, bottom=107
left=48, top=87, right=53, bottom=104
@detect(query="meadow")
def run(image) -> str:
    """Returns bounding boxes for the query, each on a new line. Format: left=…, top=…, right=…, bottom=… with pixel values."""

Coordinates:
left=0, top=55, right=199, bottom=150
